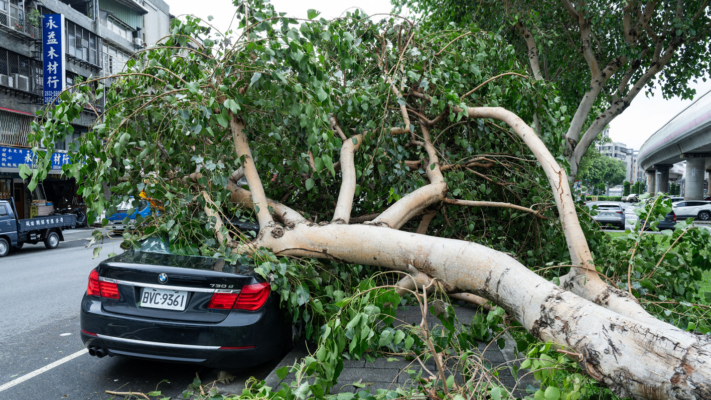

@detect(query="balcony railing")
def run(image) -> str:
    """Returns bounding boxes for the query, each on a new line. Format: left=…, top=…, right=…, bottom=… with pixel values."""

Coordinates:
left=0, top=2, right=41, bottom=39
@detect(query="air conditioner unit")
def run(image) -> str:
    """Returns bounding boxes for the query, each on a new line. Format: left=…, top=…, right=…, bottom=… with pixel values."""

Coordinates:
left=0, top=74, right=8, bottom=87
left=133, top=37, right=143, bottom=47
left=13, top=74, right=29, bottom=91
left=7, top=75, right=14, bottom=88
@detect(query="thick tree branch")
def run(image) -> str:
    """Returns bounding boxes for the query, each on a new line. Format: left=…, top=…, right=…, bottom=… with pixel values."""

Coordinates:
left=332, top=134, right=364, bottom=223
left=389, top=77, right=412, bottom=135
left=461, top=106, right=669, bottom=329
left=416, top=209, right=438, bottom=234
left=374, top=123, right=446, bottom=229
left=230, top=115, right=273, bottom=228
left=445, top=198, right=546, bottom=219
left=572, top=39, right=683, bottom=166
left=226, top=179, right=305, bottom=227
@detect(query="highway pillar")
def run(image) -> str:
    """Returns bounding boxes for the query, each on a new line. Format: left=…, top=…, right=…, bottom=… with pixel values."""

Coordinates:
left=685, top=157, right=706, bottom=200
left=655, top=165, right=671, bottom=194
left=646, top=170, right=656, bottom=196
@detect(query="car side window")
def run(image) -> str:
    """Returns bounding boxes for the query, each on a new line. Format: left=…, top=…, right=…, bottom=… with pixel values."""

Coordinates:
left=0, top=205, right=7, bottom=217
left=676, top=202, right=686, bottom=207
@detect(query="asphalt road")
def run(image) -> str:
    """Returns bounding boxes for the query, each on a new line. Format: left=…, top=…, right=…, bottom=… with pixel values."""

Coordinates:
left=0, top=229, right=278, bottom=400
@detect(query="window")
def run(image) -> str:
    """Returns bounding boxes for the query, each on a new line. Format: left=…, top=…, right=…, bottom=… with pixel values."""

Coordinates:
left=65, top=21, right=101, bottom=66
left=0, top=205, right=7, bottom=216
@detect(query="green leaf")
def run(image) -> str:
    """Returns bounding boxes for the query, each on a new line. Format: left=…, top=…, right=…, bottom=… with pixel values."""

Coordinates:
left=216, top=112, right=229, bottom=128
left=316, top=87, right=327, bottom=102
left=307, top=9, right=321, bottom=19
left=343, top=32, right=354, bottom=42
left=186, top=81, right=199, bottom=94
left=322, top=154, right=335, bottom=176
left=305, top=178, right=315, bottom=191
left=544, top=386, right=560, bottom=400
left=404, top=335, right=414, bottom=350
left=490, top=387, right=501, bottom=400
left=146, top=391, right=162, bottom=396
left=250, top=72, right=262, bottom=85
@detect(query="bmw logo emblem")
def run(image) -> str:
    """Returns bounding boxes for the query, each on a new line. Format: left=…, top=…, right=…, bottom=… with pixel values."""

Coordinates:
left=158, top=273, right=168, bottom=284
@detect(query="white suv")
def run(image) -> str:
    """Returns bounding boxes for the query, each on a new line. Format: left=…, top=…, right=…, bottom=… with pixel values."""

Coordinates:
left=672, top=201, right=711, bottom=221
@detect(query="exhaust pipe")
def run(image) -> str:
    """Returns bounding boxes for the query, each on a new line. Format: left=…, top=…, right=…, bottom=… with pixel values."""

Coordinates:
left=96, top=348, right=107, bottom=358
left=88, top=347, right=97, bottom=357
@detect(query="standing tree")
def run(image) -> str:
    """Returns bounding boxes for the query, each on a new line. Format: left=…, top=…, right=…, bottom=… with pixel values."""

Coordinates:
left=396, top=0, right=711, bottom=178
left=623, top=180, right=631, bottom=196
left=26, top=2, right=711, bottom=399
left=579, top=156, right=627, bottom=195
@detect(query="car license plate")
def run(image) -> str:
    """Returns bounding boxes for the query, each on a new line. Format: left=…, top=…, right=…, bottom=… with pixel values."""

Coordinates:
left=602, top=212, right=615, bottom=217
left=140, top=288, right=188, bottom=311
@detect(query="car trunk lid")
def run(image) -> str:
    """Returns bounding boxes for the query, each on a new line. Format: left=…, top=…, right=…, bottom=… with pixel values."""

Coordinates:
left=97, top=251, right=258, bottom=323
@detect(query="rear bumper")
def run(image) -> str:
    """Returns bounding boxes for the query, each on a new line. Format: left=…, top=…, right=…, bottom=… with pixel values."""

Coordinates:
left=594, top=218, right=625, bottom=228
left=80, top=295, right=289, bottom=368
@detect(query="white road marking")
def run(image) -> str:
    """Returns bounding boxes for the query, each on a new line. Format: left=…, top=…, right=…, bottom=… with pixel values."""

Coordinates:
left=0, top=349, right=87, bottom=393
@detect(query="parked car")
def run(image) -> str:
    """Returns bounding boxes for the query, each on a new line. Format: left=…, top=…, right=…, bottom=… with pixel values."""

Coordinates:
left=639, top=211, right=677, bottom=231
left=672, top=201, right=711, bottom=222
left=80, top=237, right=290, bottom=368
left=0, top=198, right=76, bottom=257
left=623, top=193, right=639, bottom=203
left=106, top=197, right=155, bottom=232
left=593, top=203, right=625, bottom=230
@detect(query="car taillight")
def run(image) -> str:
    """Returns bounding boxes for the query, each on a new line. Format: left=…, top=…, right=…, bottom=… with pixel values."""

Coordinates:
left=208, top=283, right=270, bottom=311
left=87, top=270, right=120, bottom=299
left=234, top=282, right=270, bottom=311
left=616, top=211, right=623, bottom=214
left=208, top=293, right=239, bottom=309
left=673, top=214, right=677, bottom=222
left=100, top=281, right=120, bottom=299
left=87, top=270, right=100, bottom=296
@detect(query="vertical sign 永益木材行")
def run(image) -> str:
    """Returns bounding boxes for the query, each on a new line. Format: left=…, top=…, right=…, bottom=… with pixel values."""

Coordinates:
left=43, top=14, right=66, bottom=105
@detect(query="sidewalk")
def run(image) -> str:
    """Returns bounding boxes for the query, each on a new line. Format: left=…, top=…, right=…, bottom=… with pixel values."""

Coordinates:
left=226, top=303, right=538, bottom=398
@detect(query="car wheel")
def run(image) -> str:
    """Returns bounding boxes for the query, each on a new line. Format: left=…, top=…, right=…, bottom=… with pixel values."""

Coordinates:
left=698, top=211, right=711, bottom=221
left=44, top=232, right=60, bottom=249
left=0, top=238, right=9, bottom=257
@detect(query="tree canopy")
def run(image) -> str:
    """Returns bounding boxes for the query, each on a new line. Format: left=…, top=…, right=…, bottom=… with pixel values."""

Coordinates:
left=395, top=0, right=711, bottom=178
left=579, top=155, right=627, bottom=192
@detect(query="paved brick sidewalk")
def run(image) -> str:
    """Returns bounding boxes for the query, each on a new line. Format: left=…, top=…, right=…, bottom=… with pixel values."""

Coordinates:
left=248, top=303, right=537, bottom=398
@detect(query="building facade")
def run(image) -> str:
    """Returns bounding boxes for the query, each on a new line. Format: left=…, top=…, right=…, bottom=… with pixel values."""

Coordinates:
left=0, top=0, right=169, bottom=218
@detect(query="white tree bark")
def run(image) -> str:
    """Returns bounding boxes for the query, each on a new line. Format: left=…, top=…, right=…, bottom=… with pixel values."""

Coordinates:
left=333, top=134, right=363, bottom=224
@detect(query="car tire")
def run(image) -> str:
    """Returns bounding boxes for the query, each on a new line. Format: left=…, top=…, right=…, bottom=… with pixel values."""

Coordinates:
left=0, top=238, right=9, bottom=257
left=698, top=211, right=711, bottom=221
left=44, top=232, right=60, bottom=249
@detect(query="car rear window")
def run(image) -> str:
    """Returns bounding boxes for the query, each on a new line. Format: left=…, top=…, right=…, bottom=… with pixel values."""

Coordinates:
left=597, top=205, right=621, bottom=210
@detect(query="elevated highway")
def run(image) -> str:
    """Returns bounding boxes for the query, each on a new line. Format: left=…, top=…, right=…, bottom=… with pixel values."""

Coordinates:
left=638, top=90, right=711, bottom=199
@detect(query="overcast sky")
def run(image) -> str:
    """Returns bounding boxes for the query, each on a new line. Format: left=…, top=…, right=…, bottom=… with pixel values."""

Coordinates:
left=164, top=0, right=710, bottom=152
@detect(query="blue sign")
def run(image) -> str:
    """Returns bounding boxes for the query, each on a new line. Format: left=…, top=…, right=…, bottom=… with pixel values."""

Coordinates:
left=0, top=147, right=72, bottom=170
left=42, top=14, right=66, bottom=105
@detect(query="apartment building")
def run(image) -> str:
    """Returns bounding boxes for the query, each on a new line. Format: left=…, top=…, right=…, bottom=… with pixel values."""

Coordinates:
left=0, top=0, right=169, bottom=217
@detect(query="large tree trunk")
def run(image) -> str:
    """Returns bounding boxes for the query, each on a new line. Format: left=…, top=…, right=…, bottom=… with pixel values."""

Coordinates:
left=255, top=222, right=711, bottom=400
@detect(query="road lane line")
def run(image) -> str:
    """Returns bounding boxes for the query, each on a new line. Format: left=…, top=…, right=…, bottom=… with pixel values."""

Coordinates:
left=0, top=349, right=88, bottom=393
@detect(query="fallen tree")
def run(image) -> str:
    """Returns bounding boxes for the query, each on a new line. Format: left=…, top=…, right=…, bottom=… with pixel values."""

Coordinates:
left=27, top=2, right=711, bottom=399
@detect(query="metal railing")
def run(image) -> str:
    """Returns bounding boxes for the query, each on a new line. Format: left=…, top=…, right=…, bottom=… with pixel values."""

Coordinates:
left=0, top=1, right=41, bottom=39
left=0, top=110, right=32, bottom=147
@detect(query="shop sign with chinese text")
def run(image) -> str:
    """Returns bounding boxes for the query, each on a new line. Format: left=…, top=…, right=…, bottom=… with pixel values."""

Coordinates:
left=0, top=147, right=71, bottom=170
left=43, top=14, right=66, bottom=105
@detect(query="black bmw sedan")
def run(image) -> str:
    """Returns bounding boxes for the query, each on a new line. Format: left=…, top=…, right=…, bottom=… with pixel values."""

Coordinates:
left=80, top=238, right=290, bottom=369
